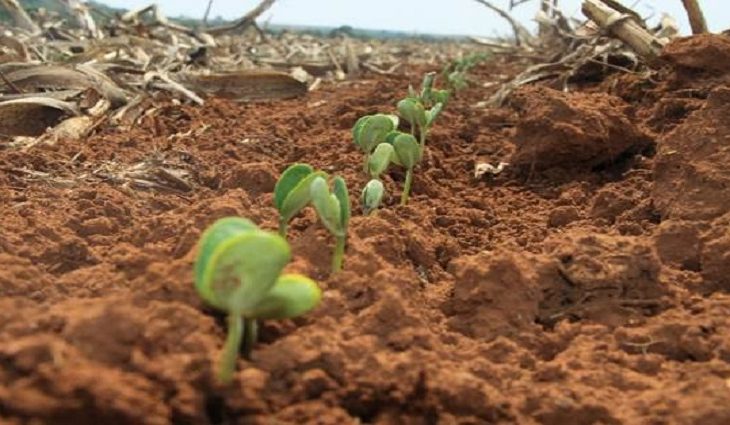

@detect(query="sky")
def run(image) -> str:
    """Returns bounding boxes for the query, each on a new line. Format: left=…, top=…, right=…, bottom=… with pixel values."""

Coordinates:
left=100, top=0, right=726, bottom=37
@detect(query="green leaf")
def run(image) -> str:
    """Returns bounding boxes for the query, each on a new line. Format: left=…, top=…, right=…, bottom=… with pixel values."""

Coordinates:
left=195, top=220, right=291, bottom=314
left=274, top=164, right=313, bottom=211
left=249, top=274, right=321, bottom=320
left=384, top=131, right=400, bottom=145
left=279, top=171, right=328, bottom=224
left=383, top=131, right=404, bottom=166
left=361, top=179, right=385, bottom=214
left=352, top=115, right=370, bottom=146
left=333, top=176, right=350, bottom=231
left=420, top=72, right=436, bottom=103
left=194, top=217, right=257, bottom=299
left=310, top=176, right=342, bottom=236
left=393, top=133, right=421, bottom=169
left=368, top=143, right=394, bottom=178
left=385, top=114, right=400, bottom=129
left=397, top=98, right=427, bottom=129
left=355, top=114, right=397, bottom=154
left=427, top=103, right=444, bottom=127
left=433, top=90, right=450, bottom=106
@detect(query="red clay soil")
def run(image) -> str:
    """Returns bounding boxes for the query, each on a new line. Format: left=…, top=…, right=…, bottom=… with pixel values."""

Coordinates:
left=2, top=35, right=730, bottom=424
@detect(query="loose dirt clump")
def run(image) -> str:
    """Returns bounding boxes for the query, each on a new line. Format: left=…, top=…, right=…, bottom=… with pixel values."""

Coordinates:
left=654, top=86, right=730, bottom=222
left=2, top=35, right=730, bottom=424
left=661, top=34, right=730, bottom=74
left=653, top=219, right=702, bottom=271
left=508, top=86, right=652, bottom=172
left=540, top=232, right=667, bottom=327
left=442, top=251, right=542, bottom=339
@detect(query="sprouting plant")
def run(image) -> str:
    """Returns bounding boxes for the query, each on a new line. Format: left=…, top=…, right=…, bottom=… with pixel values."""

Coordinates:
left=352, top=114, right=398, bottom=173
left=362, top=131, right=422, bottom=205
left=367, top=142, right=394, bottom=179
left=274, top=164, right=351, bottom=273
left=274, top=163, right=327, bottom=236
left=194, top=217, right=321, bottom=383
left=389, top=132, right=421, bottom=205
left=398, top=73, right=447, bottom=151
left=361, top=179, right=385, bottom=215
left=442, top=53, right=490, bottom=93
left=406, top=72, right=450, bottom=110
left=310, top=176, right=350, bottom=273
left=350, top=73, right=447, bottom=210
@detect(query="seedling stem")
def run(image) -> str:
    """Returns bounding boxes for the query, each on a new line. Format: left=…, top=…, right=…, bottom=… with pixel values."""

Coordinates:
left=363, top=153, right=371, bottom=174
left=278, top=221, right=288, bottom=237
left=401, top=169, right=413, bottom=205
left=333, top=235, right=346, bottom=272
left=219, top=313, right=243, bottom=383
left=241, top=318, right=258, bottom=360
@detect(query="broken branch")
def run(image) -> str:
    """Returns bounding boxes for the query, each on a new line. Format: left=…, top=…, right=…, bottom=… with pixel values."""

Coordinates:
left=207, top=0, right=276, bottom=36
left=680, top=0, right=708, bottom=34
left=0, top=0, right=40, bottom=34
left=59, top=0, right=103, bottom=39
left=473, top=0, right=534, bottom=46
left=581, top=0, right=665, bottom=60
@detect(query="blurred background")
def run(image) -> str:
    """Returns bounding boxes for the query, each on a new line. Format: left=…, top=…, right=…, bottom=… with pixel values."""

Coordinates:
left=98, top=0, right=724, bottom=37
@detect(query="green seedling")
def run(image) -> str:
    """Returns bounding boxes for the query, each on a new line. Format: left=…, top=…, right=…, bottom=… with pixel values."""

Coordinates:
left=310, top=176, right=350, bottom=273
left=420, top=73, right=449, bottom=107
left=361, top=179, right=385, bottom=215
left=274, top=163, right=327, bottom=236
left=397, top=74, right=447, bottom=151
left=391, top=132, right=421, bottom=205
left=431, top=90, right=450, bottom=107
left=364, top=131, right=421, bottom=205
left=194, top=217, right=321, bottom=383
left=353, top=114, right=398, bottom=173
left=397, top=98, right=428, bottom=133
left=442, top=53, right=490, bottom=93
left=368, top=142, right=394, bottom=179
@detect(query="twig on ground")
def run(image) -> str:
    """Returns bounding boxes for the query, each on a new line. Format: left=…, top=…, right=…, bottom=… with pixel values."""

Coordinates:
left=144, top=72, right=205, bottom=105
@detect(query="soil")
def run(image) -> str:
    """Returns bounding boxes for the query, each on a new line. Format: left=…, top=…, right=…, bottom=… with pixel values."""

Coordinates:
left=2, top=34, right=730, bottom=424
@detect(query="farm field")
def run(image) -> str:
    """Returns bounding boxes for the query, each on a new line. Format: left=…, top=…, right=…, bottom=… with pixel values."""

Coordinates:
left=1, top=1, right=730, bottom=424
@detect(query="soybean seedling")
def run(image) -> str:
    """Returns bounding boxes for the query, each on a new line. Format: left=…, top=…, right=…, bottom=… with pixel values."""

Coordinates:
left=363, top=131, right=421, bottom=206
left=389, top=132, right=421, bottom=205
left=367, top=142, right=395, bottom=179
left=398, top=73, right=448, bottom=150
left=360, top=143, right=392, bottom=215
left=361, top=179, right=385, bottom=215
left=417, top=72, right=450, bottom=108
left=353, top=114, right=399, bottom=173
left=442, top=53, right=490, bottom=93
left=310, top=176, right=350, bottom=273
left=274, top=163, right=327, bottom=236
left=194, top=217, right=321, bottom=383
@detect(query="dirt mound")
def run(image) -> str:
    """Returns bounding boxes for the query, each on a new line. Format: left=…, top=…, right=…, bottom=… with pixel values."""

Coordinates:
left=654, top=86, right=730, bottom=221
left=661, top=34, right=730, bottom=74
left=508, top=86, right=652, bottom=171
left=700, top=213, right=730, bottom=293
left=442, top=251, right=542, bottom=339
left=539, top=231, right=667, bottom=327
left=653, top=219, right=702, bottom=271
